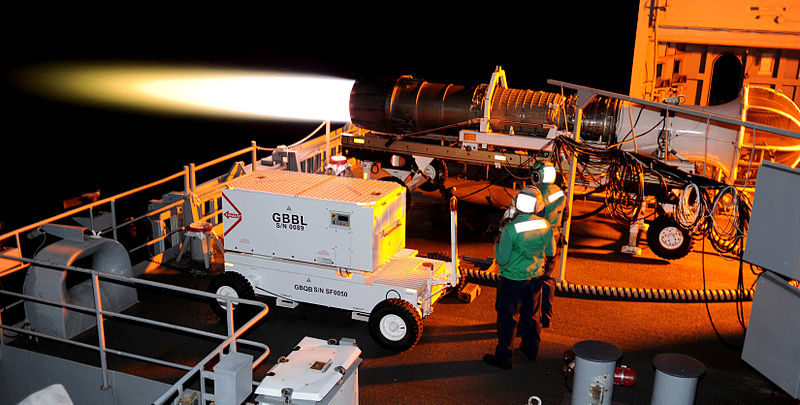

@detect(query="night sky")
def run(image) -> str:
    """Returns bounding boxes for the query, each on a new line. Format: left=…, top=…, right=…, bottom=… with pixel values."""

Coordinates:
left=1, top=3, right=640, bottom=232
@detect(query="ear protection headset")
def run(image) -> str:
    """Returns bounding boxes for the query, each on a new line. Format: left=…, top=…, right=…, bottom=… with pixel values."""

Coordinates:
left=532, top=161, right=557, bottom=184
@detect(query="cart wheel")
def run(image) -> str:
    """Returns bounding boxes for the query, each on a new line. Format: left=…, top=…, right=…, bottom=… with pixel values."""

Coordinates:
left=368, top=298, right=423, bottom=351
left=207, top=271, right=255, bottom=318
left=646, top=216, right=694, bottom=260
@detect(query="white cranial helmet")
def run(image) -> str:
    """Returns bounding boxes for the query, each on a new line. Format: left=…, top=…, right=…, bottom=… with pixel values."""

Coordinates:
left=515, top=187, right=544, bottom=214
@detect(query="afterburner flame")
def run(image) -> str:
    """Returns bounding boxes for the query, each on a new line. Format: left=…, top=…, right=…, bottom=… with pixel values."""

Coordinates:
left=17, top=62, right=354, bottom=122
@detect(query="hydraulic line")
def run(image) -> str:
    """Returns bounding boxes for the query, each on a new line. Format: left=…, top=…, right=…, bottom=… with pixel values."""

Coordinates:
left=460, top=268, right=754, bottom=303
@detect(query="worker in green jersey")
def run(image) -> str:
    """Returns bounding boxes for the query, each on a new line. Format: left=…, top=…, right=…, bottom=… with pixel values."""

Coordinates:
left=484, top=186, right=555, bottom=369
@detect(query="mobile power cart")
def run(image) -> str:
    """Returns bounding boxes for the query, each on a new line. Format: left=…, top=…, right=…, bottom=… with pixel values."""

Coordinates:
left=209, top=169, right=461, bottom=351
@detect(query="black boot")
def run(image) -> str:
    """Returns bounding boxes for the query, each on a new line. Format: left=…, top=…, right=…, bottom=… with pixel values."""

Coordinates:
left=483, top=354, right=512, bottom=370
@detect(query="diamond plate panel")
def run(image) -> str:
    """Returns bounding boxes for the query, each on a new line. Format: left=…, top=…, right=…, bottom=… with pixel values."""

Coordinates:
left=227, top=169, right=400, bottom=204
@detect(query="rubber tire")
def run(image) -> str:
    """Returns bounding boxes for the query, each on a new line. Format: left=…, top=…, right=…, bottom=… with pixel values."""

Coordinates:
left=417, top=159, right=447, bottom=192
left=646, top=216, right=694, bottom=260
left=368, top=298, right=423, bottom=351
left=207, top=271, right=255, bottom=319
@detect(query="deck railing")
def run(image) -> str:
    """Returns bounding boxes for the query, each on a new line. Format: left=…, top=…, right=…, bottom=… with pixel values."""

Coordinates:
left=0, top=253, right=270, bottom=404
left=0, top=121, right=347, bottom=404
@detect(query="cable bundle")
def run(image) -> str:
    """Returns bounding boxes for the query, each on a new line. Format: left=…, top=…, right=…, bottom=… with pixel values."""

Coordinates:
left=707, top=186, right=750, bottom=256
left=676, top=183, right=707, bottom=233
left=551, top=136, right=752, bottom=258
left=552, top=137, right=648, bottom=224
left=605, top=154, right=645, bottom=224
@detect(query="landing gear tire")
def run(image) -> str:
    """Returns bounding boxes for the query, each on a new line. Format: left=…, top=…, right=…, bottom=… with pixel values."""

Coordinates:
left=368, top=298, right=423, bottom=351
left=207, top=271, right=255, bottom=319
left=418, top=159, right=447, bottom=193
left=646, top=216, right=694, bottom=260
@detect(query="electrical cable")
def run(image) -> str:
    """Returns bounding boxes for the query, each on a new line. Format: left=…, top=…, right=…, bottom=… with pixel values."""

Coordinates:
left=606, top=115, right=661, bottom=150
left=552, top=135, right=753, bottom=258
left=735, top=238, right=749, bottom=333
left=570, top=202, right=608, bottom=220
left=701, top=238, right=743, bottom=351
left=676, top=183, right=705, bottom=231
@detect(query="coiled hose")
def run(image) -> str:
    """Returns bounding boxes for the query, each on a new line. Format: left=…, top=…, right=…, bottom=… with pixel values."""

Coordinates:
left=460, top=268, right=753, bottom=303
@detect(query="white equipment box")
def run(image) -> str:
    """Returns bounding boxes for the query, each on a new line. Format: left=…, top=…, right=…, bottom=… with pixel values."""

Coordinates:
left=213, top=169, right=460, bottom=351
left=222, top=169, right=406, bottom=272
left=255, top=337, right=361, bottom=405
left=741, top=271, right=800, bottom=400
left=741, top=161, right=800, bottom=399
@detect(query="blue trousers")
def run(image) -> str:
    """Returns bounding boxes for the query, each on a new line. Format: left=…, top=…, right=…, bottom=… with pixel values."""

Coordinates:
left=542, top=240, right=562, bottom=326
left=542, top=255, right=557, bottom=326
left=494, top=276, right=543, bottom=363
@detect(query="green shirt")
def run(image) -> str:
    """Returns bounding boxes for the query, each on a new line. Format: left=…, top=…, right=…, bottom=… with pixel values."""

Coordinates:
left=538, top=183, right=565, bottom=228
left=494, top=213, right=555, bottom=280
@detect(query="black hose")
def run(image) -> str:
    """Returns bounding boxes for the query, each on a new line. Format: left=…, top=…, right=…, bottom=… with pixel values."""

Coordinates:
left=461, top=268, right=754, bottom=303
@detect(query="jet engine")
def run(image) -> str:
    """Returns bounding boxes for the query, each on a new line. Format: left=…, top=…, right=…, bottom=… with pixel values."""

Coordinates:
left=349, top=71, right=800, bottom=185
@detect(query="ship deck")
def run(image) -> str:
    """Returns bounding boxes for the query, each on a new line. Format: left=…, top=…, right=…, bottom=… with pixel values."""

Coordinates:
left=16, top=194, right=789, bottom=404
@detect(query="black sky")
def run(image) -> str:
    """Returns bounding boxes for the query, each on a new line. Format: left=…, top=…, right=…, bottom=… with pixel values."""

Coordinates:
left=1, top=3, right=640, bottom=231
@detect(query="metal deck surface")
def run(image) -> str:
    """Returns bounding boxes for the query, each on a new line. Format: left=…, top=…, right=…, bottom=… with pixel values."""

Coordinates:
left=13, top=196, right=796, bottom=405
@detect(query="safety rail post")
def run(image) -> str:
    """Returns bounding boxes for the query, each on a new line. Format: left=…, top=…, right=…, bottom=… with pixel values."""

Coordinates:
left=110, top=200, right=118, bottom=241
left=189, top=163, right=197, bottom=193
left=89, top=206, right=95, bottom=234
left=251, top=140, right=258, bottom=171
left=0, top=301, right=4, bottom=346
left=200, top=370, right=207, bottom=405
left=227, top=299, right=237, bottom=352
left=183, top=165, right=191, bottom=194
left=153, top=301, right=270, bottom=405
left=558, top=105, right=582, bottom=284
left=325, top=120, right=331, bottom=166
left=450, top=196, right=459, bottom=282
left=91, top=273, right=111, bottom=390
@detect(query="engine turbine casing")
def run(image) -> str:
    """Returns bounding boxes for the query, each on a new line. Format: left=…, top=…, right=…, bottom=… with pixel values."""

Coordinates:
left=349, top=76, right=566, bottom=137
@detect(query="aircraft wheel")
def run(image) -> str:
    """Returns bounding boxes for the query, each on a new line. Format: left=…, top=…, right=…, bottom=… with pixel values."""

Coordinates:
left=646, top=216, right=694, bottom=260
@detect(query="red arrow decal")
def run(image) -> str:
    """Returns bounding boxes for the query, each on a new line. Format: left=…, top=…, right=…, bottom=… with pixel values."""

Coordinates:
left=222, top=192, right=243, bottom=237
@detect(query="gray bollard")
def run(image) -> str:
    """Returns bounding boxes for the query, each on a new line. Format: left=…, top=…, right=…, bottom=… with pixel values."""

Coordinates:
left=571, top=340, right=622, bottom=405
left=651, top=353, right=705, bottom=405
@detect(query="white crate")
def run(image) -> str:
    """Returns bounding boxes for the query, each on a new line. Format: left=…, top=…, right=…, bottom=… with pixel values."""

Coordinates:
left=222, top=170, right=406, bottom=272
left=255, top=336, right=361, bottom=405
left=742, top=271, right=800, bottom=399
